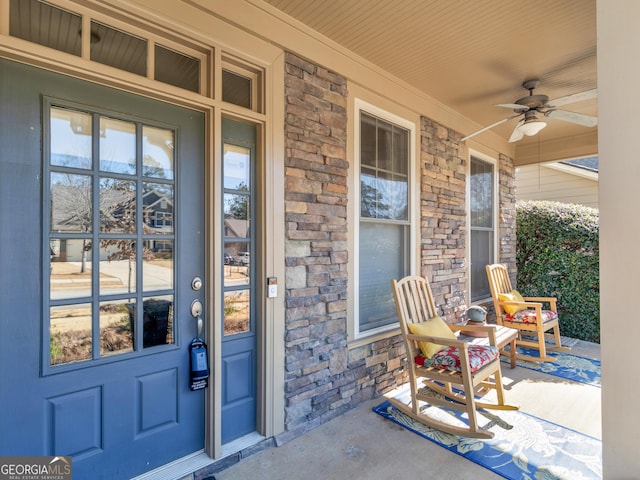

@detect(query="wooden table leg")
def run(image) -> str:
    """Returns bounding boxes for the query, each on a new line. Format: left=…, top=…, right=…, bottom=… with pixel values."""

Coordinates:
left=509, top=338, right=516, bottom=368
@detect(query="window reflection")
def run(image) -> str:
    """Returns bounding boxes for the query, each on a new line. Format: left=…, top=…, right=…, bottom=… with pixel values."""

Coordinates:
left=127, top=296, right=174, bottom=348
left=100, top=117, right=136, bottom=174
left=50, top=303, right=92, bottom=365
left=143, top=182, right=174, bottom=234
left=51, top=172, right=92, bottom=233
left=48, top=106, right=177, bottom=366
left=223, top=144, right=250, bottom=190
left=99, top=239, right=136, bottom=296
left=50, top=239, right=92, bottom=300
left=224, top=193, right=250, bottom=221
left=100, top=178, right=136, bottom=233
left=143, top=241, right=173, bottom=292
left=50, top=107, right=92, bottom=169
left=143, top=126, right=174, bottom=179
left=224, top=289, right=250, bottom=335
left=100, top=300, right=133, bottom=357
left=224, top=241, right=250, bottom=287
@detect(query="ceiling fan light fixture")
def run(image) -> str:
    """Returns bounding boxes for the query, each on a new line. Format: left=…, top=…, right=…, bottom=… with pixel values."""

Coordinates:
left=517, top=116, right=547, bottom=136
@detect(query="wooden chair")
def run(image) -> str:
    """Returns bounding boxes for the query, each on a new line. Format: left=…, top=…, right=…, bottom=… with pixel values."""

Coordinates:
left=390, top=275, right=518, bottom=439
left=486, top=263, right=570, bottom=362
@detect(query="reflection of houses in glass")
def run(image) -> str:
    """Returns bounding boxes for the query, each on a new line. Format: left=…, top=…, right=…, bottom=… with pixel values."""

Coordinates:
left=50, top=179, right=174, bottom=262
left=224, top=218, right=250, bottom=259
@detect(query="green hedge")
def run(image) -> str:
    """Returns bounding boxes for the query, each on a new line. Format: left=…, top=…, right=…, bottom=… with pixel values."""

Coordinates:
left=516, top=200, right=600, bottom=343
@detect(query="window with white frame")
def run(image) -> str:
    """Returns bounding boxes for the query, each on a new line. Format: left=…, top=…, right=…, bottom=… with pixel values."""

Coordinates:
left=469, top=155, right=496, bottom=301
left=357, top=108, right=412, bottom=335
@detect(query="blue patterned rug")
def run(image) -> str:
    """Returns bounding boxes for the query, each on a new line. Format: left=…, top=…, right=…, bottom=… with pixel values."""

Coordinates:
left=506, top=348, right=601, bottom=387
left=373, top=398, right=602, bottom=479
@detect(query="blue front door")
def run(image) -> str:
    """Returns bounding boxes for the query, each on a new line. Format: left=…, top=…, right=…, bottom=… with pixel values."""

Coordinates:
left=0, top=60, right=206, bottom=479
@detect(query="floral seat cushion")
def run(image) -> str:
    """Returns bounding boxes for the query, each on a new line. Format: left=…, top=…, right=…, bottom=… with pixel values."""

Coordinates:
left=504, top=309, right=558, bottom=324
left=414, top=345, right=499, bottom=373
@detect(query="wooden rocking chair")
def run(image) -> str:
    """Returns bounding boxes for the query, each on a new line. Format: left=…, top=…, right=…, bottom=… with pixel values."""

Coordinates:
left=486, top=263, right=570, bottom=362
left=390, top=275, right=518, bottom=439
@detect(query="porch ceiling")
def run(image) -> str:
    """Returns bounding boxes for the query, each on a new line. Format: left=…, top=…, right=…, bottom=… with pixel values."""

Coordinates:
left=261, top=0, right=597, bottom=163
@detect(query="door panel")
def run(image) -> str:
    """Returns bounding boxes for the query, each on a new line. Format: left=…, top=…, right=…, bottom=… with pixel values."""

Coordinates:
left=221, top=118, right=257, bottom=443
left=0, top=60, right=206, bottom=479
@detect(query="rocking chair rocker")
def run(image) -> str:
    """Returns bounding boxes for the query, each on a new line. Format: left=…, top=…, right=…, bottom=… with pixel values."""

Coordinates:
left=390, top=275, right=518, bottom=439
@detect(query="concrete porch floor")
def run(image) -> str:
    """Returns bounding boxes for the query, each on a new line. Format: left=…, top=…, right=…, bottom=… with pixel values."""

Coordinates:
left=214, top=340, right=601, bottom=480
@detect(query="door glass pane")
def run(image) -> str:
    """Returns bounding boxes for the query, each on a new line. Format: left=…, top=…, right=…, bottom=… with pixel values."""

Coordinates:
left=50, top=239, right=92, bottom=300
left=223, top=144, right=250, bottom=190
left=51, top=172, right=92, bottom=233
left=224, top=289, right=250, bottom=335
left=143, top=183, right=174, bottom=233
left=223, top=241, right=250, bottom=286
left=100, top=178, right=136, bottom=233
left=48, top=105, right=178, bottom=366
left=224, top=193, right=250, bottom=222
left=100, top=117, right=136, bottom=174
left=50, top=303, right=92, bottom=365
left=100, top=300, right=133, bottom=357
left=143, top=126, right=174, bottom=179
left=140, top=295, right=173, bottom=347
left=50, top=108, right=92, bottom=168
left=143, top=241, right=173, bottom=291
left=99, top=239, right=136, bottom=296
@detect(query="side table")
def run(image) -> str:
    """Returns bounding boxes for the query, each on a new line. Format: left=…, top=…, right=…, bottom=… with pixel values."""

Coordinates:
left=459, top=324, right=518, bottom=368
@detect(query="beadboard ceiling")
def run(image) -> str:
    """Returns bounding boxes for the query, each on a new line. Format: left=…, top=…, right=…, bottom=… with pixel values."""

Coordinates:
left=261, top=0, right=597, bottom=157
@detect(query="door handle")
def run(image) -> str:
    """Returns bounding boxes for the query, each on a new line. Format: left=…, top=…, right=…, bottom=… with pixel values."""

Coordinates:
left=191, top=299, right=204, bottom=338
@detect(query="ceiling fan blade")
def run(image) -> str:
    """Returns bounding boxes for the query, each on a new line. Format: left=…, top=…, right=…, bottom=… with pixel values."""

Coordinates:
left=545, top=109, right=598, bottom=127
left=495, top=103, right=529, bottom=111
left=508, top=120, right=525, bottom=143
left=461, top=114, right=521, bottom=142
left=547, top=88, right=597, bottom=108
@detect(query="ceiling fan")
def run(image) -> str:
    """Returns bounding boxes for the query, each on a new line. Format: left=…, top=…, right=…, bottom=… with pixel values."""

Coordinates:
left=461, top=79, right=597, bottom=143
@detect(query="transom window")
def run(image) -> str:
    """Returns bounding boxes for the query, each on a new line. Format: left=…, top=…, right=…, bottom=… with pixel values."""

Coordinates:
left=9, top=0, right=202, bottom=93
left=46, top=102, right=177, bottom=368
left=358, top=109, right=412, bottom=335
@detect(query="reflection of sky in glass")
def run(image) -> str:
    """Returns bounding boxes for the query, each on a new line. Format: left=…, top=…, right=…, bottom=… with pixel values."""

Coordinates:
left=224, top=144, right=249, bottom=190
left=100, top=118, right=136, bottom=174
left=50, top=109, right=92, bottom=169
left=143, top=127, right=174, bottom=179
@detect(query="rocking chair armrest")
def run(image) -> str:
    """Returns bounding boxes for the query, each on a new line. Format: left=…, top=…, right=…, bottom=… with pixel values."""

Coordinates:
left=500, top=300, right=542, bottom=309
left=523, top=296, right=557, bottom=309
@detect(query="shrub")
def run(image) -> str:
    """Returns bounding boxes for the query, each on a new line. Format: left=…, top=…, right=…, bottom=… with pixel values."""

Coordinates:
left=516, top=200, right=600, bottom=343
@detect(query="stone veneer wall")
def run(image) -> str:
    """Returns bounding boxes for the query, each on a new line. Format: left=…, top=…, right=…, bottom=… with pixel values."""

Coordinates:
left=497, top=153, right=517, bottom=273
left=281, top=52, right=405, bottom=443
left=280, top=52, right=517, bottom=443
left=419, top=117, right=468, bottom=322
